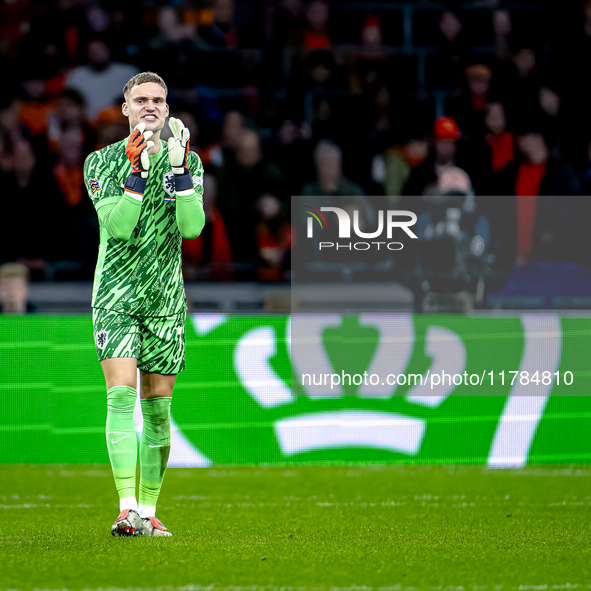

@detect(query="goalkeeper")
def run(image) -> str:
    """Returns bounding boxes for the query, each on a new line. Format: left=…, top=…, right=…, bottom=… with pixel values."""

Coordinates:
left=83, top=72, right=205, bottom=538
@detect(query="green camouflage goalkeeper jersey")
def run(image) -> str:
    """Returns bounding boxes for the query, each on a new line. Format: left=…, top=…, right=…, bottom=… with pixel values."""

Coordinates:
left=84, top=139, right=204, bottom=317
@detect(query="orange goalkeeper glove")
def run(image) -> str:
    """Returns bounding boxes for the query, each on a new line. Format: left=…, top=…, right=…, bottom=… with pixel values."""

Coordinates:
left=125, top=122, right=154, bottom=179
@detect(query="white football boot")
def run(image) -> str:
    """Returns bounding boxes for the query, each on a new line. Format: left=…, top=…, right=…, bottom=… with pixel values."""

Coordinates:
left=138, top=516, right=173, bottom=537
left=111, top=508, right=141, bottom=537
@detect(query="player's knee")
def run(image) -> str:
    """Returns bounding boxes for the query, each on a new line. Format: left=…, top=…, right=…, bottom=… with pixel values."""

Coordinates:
left=142, top=397, right=171, bottom=424
left=107, top=385, right=137, bottom=414
left=105, top=378, right=137, bottom=392
left=152, top=400, right=171, bottom=423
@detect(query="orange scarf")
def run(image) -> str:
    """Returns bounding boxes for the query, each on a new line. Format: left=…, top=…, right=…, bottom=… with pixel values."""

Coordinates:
left=486, top=132, right=514, bottom=172
left=54, top=164, right=83, bottom=206
left=515, top=162, right=546, bottom=259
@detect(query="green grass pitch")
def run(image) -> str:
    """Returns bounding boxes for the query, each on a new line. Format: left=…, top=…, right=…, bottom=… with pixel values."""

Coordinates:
left=0, top=464, right=590, bottom=590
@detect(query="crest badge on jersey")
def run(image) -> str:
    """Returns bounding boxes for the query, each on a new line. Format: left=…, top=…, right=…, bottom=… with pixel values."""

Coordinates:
left=89, top=178, right=102, bottom=195
left=96, top=330, right=109, bottom=350
left=192, top=174, right=203, bottom=189
left=163, top=172, right=176, bottom=201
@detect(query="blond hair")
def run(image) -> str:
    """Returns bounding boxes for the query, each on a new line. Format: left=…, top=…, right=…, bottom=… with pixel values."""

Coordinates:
left=123, top=72, right=168, bottom=100
left=0, top=262, right=30, bottom=283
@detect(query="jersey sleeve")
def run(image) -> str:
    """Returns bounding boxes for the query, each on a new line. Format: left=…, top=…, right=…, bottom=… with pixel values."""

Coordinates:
left=175, top=151, right=205, bottom=239
left=84, top=150, right=123, bottom=211
left=84, top=148, right=143, bottom=242
left=187, top=151, right=204, bottom=200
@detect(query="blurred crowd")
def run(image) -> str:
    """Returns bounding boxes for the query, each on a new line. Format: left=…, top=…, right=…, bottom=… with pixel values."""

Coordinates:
left=1, top=0, right=591, bottom=293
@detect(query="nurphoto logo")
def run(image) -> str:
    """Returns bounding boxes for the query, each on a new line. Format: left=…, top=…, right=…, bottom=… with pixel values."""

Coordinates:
left=303, top=205, right=418, bottom=251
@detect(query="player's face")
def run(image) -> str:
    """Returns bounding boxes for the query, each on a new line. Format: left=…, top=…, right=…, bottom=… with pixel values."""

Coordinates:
left=122, top=83, right=169, bottom=133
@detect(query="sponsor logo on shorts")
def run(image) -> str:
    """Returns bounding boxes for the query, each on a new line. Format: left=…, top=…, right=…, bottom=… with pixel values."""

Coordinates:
left=89, top=178, right=102, bottom=195
left=96, top=330, right=109, bottom=349
left=163, top=171, right=176, bottom=201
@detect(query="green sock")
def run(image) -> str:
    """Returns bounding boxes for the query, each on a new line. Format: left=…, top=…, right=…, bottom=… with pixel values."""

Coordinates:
left=139, top=397, right=171, bottom=508
left=106, top=386, right=138, bottom=501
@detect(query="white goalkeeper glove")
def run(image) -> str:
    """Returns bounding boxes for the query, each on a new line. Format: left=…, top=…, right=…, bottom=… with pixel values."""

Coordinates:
left=167, top=117, right=190, bottom=176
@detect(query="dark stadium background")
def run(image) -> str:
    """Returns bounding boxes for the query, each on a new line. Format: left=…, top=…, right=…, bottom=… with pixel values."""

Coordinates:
left=1, top=0, right=591, bottom=312
left=3, top=3, right=591, bottom=587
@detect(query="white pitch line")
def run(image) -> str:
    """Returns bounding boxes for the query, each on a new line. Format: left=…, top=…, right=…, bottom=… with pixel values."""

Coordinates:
left=2, top=584, right=589, bottom=591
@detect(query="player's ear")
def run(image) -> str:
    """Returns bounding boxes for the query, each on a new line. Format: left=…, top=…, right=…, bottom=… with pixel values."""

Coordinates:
left=122, top=101, right=128, bottom=117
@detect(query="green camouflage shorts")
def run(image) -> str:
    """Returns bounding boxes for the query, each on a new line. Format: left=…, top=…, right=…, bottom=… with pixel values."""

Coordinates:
left=92, top=308, right=186, bottom=375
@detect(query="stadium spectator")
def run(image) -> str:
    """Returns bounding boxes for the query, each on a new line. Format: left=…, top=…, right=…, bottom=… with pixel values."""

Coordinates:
left=146, top=7, right=201, bottom=89
left=255, top=193, right=292, bottom=282
left=65, top=40, right=139, bottom=120
left=493, top=10, right=512, bottom=60
left=1, top=0, right=590, bottom=293
left=51, top=128, right=99, bottom=273
left=182, top=172, right=233, bottom=281
left=18, top=2, right=83, bottom=75
left=345, top=13, right=390, bottom=95
left=84, top=6, right=110, bottom=37
left=363, top=76, right=433, bottom=196
left=99, top=7, right=144, bottom=65
left=18, top=78, right=57, bottom=141
left=149, top=7, right=197, bottom=51
left=301, top=140, right=379, bottom=238
left=217, top=129, right=283, bottom=266
left=371, top=137, right=429, bottom=204
left=500, top=129, right=581, bottom=199
left=300, top=48, right=341, bottom=91
left=94, top=100, right=129, bottom=150
left=0, top=140, right=53, bottom=269
left=269, top=0, right=306, bottom=48
left=484, top=102, right=514, bottom=174
left=198, top=0, right=238, bottom=49
left=301, top=139, right=364, bottom=198
left=0, top=262, right=34, bottom=314
left=439, top=10, right=463, bottom=48
left=53, top=128, right=85, bottom=209
left=359, top=13, right=386, bottom=62
left=264, top=118, right=313, bottom=198
left=287, top=49, right=346, bottom=137
left=195, top=0, right=249, bottom=87
left=368, top=82, right=395, bottom=142
left=403, top=117, right=469, bottom=198
left=499, top=46, right=548, bottom=140
left=0, top=98, right=22, bottom=176
left=446, top=64, right=493, bottom=141
left=484, top=129, right=582, bottom=268
left=220, top=110, right=245, bottom=163
left=287, top=0, right=331, bottom=52
left=425, top=10, right=469, bottom=91
left=44, top=88, right=97, bottom=162
left=46, top=89, right=88, bottom=151
left=428, top=166, right=475, bottom=198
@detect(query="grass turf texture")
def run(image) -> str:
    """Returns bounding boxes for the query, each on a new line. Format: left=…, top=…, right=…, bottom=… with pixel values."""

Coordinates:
left=0, top=465, right=590, bottom=590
